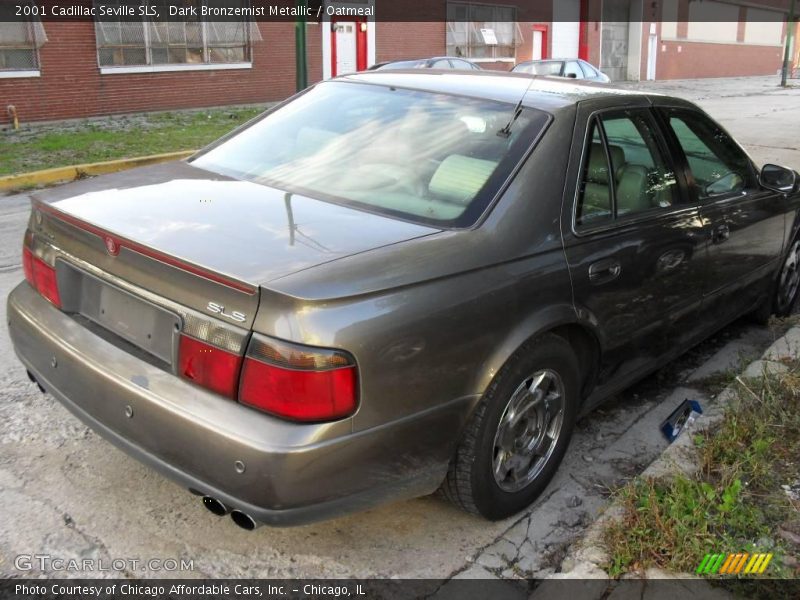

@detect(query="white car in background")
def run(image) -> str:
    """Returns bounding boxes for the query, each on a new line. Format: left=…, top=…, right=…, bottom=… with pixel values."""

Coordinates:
left=512, top=59, right=611, bottom=83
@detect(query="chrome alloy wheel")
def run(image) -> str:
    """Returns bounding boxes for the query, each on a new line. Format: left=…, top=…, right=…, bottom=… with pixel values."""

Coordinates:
left=492, top=369, right=565, bottom=493
left=778, top=241, right=800, bottom=313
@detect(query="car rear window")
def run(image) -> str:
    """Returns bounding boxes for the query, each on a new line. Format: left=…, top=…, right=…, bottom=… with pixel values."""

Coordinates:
left=192, top=81, right=549, bottom=228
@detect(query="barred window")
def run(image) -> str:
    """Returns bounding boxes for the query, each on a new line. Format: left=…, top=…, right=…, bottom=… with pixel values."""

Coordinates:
left=0, top=10, right=47, bottom=71
left=446, top=2, right=522, bottom=60
left=95, top=0, right=260, bottom=67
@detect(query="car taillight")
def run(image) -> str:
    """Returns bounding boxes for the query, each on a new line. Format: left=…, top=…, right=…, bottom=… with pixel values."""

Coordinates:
left=178, top=335, right=242, bottom=399
left=239, top=336, right=358, bottom=422
left=22, top=246, right=62, bottom=308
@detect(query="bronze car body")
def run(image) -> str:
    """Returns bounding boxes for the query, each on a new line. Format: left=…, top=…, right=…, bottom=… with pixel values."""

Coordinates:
left=7, top=71, right=800, bottom=526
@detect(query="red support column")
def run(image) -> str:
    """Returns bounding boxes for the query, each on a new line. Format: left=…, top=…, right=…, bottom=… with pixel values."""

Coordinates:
left=578, top=0, right=590, bottom=60
left=356, top=19, right=368, bottom=71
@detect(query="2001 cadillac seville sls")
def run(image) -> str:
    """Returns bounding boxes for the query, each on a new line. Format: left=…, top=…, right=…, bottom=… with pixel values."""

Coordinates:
left=8, top=71, right=800, bottom=529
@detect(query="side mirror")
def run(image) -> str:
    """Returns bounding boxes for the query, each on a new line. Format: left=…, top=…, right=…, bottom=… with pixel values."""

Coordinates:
left=761, top=164, right=798, bottom=194
left=566, top=73, right=578, bottom=79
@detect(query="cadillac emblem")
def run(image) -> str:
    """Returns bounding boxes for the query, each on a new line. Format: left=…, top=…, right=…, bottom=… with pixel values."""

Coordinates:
left=104, top=236, right=119, bottom=256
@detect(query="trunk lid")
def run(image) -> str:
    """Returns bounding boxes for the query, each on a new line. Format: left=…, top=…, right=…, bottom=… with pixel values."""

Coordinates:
left=31, top=161, right=439, bottom=327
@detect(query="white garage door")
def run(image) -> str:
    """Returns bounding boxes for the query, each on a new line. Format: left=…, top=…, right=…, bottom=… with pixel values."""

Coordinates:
left=551, top=0, right=580, bottom=59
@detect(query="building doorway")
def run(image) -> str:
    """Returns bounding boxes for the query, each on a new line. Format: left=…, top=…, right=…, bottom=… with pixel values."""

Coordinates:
left=331, top=19, right=367, bottom=76
left=532, top=25, right=548, bottom=60
left=600, top=0, right=632, bottom=81
left=321, top=1, right=376, bottom=79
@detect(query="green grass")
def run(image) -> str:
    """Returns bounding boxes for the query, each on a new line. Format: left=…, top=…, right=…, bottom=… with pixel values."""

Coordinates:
left=602, top=360, right=800, bottom=583
left=0, top=107, right=265, bottom=177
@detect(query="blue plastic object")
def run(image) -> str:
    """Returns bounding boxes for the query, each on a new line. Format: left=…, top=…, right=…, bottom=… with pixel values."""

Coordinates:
left=661, top=399, right=703, bottom=443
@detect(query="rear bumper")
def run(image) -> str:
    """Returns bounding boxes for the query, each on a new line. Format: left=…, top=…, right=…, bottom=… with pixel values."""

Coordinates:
left=7, top=283, right=473, bottom=526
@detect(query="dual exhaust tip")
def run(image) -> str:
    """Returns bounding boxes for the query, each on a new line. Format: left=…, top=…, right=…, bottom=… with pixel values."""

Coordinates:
left=201, top=495, right=260, bottom=530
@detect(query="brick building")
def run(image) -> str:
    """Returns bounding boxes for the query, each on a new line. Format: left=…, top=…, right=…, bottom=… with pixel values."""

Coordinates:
left=555, top=0, right=794, bottom=82
left=0, top=0, right=796, bottom=125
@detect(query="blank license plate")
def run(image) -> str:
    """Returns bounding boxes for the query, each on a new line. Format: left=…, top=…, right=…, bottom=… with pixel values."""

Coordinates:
left=76, top=270, right=180, bottom=364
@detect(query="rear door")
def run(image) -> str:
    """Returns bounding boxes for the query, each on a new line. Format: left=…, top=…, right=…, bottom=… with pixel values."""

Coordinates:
left=562, top=101, right=706, bottom=385
left=656, top=106, right=786, bottom=323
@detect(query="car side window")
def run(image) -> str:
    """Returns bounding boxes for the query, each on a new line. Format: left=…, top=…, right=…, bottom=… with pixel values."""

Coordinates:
left=564, top=61, right=583, bottom=79
left=602, top=112, right=678, bottom=215
left=664, top=109, right=756, bottom=200
left=576, top=110, right=678, bottom=228
left=432, top=59, right=452, bottom=69
left=579, top=61, right=597, bottom=78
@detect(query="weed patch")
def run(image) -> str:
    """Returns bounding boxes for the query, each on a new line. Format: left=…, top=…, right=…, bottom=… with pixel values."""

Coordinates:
left=0, top=107, right=264, bottom=176
left=603, top=359, right=800, bottom=581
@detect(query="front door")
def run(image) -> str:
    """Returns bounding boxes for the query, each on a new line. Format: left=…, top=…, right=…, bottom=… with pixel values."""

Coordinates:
left=332, top=19, right=367, bottom=77
left=334, top=21, right=356, bottom=75
left=657, top=106, right=786, bottom=324
left=563, top=103, right=705, bottom=386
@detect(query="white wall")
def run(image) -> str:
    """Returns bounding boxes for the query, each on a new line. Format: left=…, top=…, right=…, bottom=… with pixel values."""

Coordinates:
left=745, top=10, right=784, bottom=46
left=661, top=0, right=678, bottom=40
left=551, top=0, right=580, bottom=58
left=687, top=1, right=738, bottom=43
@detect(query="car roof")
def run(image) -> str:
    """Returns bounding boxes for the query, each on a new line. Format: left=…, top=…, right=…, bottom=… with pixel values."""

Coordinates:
left=340, top=69, right=663, bottom=112
left=384, top=56, right=473, bottom=63
left=515, top=59, right=588, bottom=66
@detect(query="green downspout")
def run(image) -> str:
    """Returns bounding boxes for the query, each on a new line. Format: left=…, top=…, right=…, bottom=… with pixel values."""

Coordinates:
left=295, top=0, right=308, bottom=92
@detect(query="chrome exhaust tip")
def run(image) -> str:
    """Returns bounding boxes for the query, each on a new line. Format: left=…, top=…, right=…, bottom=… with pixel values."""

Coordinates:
left=202, top=496, right=230, bottom=516
left=230, top=509, right=261, bottom=530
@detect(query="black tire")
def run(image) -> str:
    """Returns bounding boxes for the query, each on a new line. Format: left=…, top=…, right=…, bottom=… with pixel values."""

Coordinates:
left=752, top=237, right=800, bottom=323
left=774, top=238, right=800, bottom=317
left=440, top=333, right=580, bottom=520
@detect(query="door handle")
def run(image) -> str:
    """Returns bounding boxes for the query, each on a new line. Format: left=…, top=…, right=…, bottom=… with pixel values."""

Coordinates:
left=588, top=258, right=622, bottom=285
left=712, top=224, right=730, bottom=244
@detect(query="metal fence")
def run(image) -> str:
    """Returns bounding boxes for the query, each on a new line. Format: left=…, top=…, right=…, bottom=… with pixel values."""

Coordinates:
left=0, top=20, right=47, bottom=71
left=95, top=0, right=262, bottom=67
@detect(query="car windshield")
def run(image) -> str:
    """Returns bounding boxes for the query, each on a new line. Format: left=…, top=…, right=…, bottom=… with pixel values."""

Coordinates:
left=192, top=81, right=550, bottom=227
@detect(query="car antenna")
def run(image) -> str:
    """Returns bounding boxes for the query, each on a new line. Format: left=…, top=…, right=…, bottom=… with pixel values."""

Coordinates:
left=497, top=76, right=536, bottom=138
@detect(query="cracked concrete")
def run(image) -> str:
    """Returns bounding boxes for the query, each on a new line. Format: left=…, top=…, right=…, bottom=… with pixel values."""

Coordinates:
left=1, top=76, right=798, bottom=581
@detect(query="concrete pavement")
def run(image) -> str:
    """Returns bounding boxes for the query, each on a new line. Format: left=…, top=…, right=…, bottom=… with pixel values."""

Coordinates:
left=0, top=75, right=798, bottom=582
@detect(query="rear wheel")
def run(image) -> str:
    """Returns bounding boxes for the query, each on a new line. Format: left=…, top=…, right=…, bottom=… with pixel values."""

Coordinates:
left=440, top=334, right=579, bottom=520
